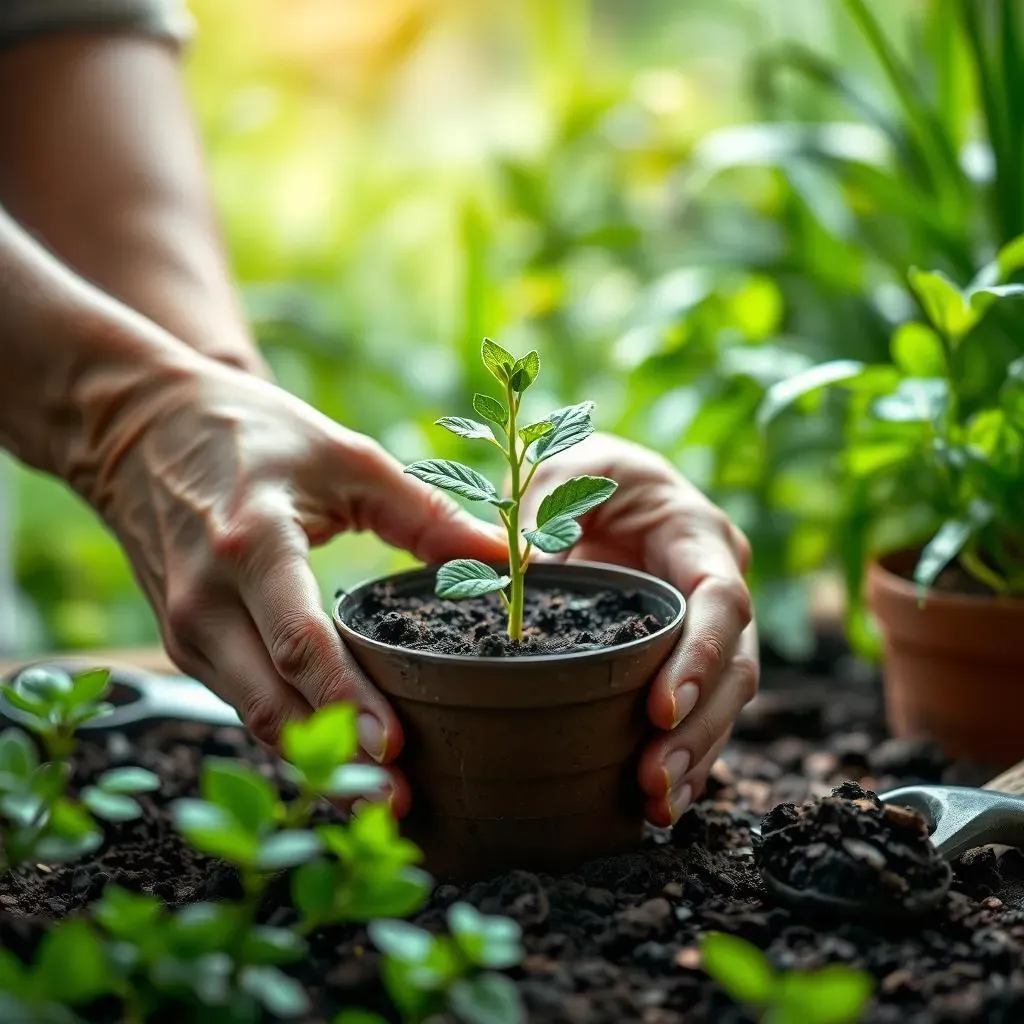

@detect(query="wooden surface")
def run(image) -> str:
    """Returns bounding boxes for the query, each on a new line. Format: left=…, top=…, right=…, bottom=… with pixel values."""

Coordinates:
left=0, top=647, right=176, bottom=678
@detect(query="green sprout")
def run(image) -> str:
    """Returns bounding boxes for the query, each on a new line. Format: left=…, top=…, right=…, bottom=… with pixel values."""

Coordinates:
left=404, top=339, right=617, bottom=641
left=700, top=933, right=873, bottom=1024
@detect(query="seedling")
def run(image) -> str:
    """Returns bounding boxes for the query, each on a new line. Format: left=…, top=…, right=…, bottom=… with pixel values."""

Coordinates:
left=700, top=932, right=873, bottom=1024
left=404, top=339, right=617, bottom=641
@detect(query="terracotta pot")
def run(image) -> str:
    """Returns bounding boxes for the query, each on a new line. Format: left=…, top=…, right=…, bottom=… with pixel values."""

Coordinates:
left=866, top=549, right=1024, bottom=767
left=333, top=561, right=685, bottom=880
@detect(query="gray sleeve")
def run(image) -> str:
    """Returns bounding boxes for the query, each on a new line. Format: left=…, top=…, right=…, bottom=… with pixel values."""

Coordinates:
left=0, top=0, right=194, bottom=48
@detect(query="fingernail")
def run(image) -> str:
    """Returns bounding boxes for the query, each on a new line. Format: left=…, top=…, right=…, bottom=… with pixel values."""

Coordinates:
left=671, top=682, right=700, bottom=728
left=668, top=783, right=692, bottom=825
left=357, top=713, right=387, bottom=763
left=662, top=749, right=691, bottom=792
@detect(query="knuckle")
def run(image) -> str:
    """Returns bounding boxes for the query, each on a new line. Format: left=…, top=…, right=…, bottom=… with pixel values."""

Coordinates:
left=242, top=691, right=288, bottom=747
left=692, top=710, right=718, bottom=755
left=269, top=614, right=330, bottom=686
left=732, top=654, right=761, bottom=705
left=731, top=525, right=753, bottom=571
left=691, top=631, right=728, bottom=677
left=703, top=575, right=754, bottom=628
left=165, top=585, right=203, bottom=643
left=209, top=508, right=275, bottom=565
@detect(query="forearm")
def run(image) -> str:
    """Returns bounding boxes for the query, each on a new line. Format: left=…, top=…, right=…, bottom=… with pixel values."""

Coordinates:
left=0, top=33, right=268, bottom=377
left=0, top=205, right=203, bottom=500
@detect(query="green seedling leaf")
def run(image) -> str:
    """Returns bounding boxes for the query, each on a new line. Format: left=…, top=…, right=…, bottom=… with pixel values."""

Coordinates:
left=47, top=798, right=99, bottom=840
left=242, top=926, right=307, bottom=966
left=448, top=903, right=522, bottom=968
left=914, top=502, right=993, bottom=592
left=872, top=378, right=948, bottom=423
left=404, top=460, right=500, bottom=505
left=282, top=702, right=358, bottom=786
left=256, top=830, right=324, bottom=870
left=1, top=792, right=45, bottom=827
left=436, top=560, right=512, bottom=599
left=890, top=322, right=946, bottom=378
left=169, top=902, right=238, bottom=957
left=368, top=920, right=434, bottom=963
left=240, top=965, right=310, bottom=1019
left=472, top=394, right=508, bottom=428
left=69, top=702, right=115, bottom=727
left=292, top=860, right=337, bottom=920
left=1, top=684, right=46, bottom=717
left=0, top=728, right=37, bottom=778
left=16, top=667, right=73, bottom=703
left=776, top=965, right=874, bottom=1024
left=758, top=360, right=866, bottom=427
left=526, top=402, right=595, bottom=464
left=31, top=762, right=69, bottom=802
left=481, top=338, right=516, bottom=384
left=34, top=919, right=112, bottom=1005
left=172, top=798, right=260, bottom=865
left=522, top=516, right=582, bottom=554
left=536, top=476, right=617, bottom=526
left=967, top=284, right=1024, bottom=321
left=509, top=350, right=540, bottom=393
left=700, top=932, right=775, bottom=1007
left=436, top=417, right=496, bottom=443
left=32, top=832, right=101, bottom=864
left=342, top=867, right=433, bottom=920
left=334, top=1011, right=390, bottom=1024
left=322, top=763, right=389, bottom=800
left=202, top=758, right=278, bottom=834
left=96, top=766, right=160, bottom=794
left=518, top=420, right=553, bottom=446
left=93, top=887, right=162, bottom=938
left=908, top=267, right=973, bottom=339
left=81, top=787, right=141, bottom=822
left=449, top=973, right=525, bottom=1024
left=996, top=233, right=1024, bottom=278
left=67, top=669, right=110, bottom=708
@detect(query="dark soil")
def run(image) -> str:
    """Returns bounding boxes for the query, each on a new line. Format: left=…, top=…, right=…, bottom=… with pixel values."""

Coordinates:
left=347, top=584, right=661, bottom=656
left=4, top=656, right=1024, bottom=1022
left=755, top=782, right=952, bottom=919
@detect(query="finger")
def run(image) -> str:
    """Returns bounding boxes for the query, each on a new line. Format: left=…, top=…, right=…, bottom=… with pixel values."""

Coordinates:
left=640, top=624, right=759, bottom=811
left=644, top=733, right=729, bottom=828
left=646, top=516, right=753, bottom=731
left=334, top=752, right=413, bottom=821
left=233, top=522, right=403, bottom=764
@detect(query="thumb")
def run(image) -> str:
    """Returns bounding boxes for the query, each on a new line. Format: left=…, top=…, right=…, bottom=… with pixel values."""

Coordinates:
left=361, top=452, right=508, bottom=564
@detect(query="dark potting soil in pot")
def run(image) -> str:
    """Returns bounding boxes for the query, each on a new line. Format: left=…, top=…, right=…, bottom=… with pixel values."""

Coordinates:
left=755, top=782, right=951, bottom=917
left=7, top=662, right=1024, bottom=1022
left=347, top=583, right=662, bottom=655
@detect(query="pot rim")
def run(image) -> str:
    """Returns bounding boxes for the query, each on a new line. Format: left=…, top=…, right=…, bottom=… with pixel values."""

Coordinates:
left=869, top=547, right=1024, bottom=611
left=333, top=559, right=686, bottom=666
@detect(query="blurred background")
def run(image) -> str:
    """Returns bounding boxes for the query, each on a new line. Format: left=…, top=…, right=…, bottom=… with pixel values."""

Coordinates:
left=4, top=0, right=1018, bottom=660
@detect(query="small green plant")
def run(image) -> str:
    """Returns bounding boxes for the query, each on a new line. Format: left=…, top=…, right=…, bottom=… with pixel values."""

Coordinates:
left=404, top=338, right=617, bottom=641
left=700, top=932, right=873, bottom=1024
left=0, top=667, right=159, bottom=874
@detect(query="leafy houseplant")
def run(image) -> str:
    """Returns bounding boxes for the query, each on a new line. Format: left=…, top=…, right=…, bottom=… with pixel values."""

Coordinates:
left=335, top=340, right=686, bottom=880
left=404, top=339, right=617, bottom=642
left=762, top=251, right=1024, bottom=763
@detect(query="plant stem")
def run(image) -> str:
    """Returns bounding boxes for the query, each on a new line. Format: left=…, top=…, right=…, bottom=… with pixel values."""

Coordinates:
left=505, top=383, right=524, bottom=642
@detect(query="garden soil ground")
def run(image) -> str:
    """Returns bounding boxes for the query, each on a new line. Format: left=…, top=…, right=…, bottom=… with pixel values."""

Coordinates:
left=4, top=649, right=1024, bottom=1023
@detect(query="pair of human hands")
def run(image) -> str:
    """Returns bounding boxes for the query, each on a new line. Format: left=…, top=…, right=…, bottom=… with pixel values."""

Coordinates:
left=97, top=359, right=757, bottom=826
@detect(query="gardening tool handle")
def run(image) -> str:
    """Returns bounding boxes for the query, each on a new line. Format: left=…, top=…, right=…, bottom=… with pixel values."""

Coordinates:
left=985, top=759, right=1024, bottom=796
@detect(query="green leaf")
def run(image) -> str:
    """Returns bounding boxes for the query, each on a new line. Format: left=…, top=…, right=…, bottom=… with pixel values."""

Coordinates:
left=81, top=787, right=141, bottom=822
left=1, top=792, right=44, bottom=827
left=997, top=233, right=1024, bottom=278
left=518, top=421, right=553, bottom=446
left=334, top=1012, right=390, bottom=1024
left=93, top=887, right=162, bottom=938
left=448, top=904, right=522, bottom=969
left=436, top=417, right=496, bottom=443
left=522, top=517, right=582, bottom=554
left=97, top=767, right=160, bottom=794
left=256, top=830, right=324, bottom=870
left=472, top=394, right=508, bottom=428
left=16, top=667, right=73, bottom=703
left=292, top=860, right=337, bottom=921
left=526, top=402, right=596, bottom=464
left=0, top=729, right=37, bottom=779
left=536, top=476, right=617, bottom=526
left=758, top=360, right=866, bottom=427
left=343, top=868, right=433, bottom=920
left=67, top=669, right=110, bottom=708
left=890, top=323, right=946, bottom=377
left=47, top=798, right=100, bottom=840
left=776, top=966, right=874, bottom=1024
left=32, top=832, right=101, bottom=864
left=0, top=685, right=45, bottom=717
left=172, top=798, right=260, bottom=865
left=33, top=920, right=111, bottom=1005
left=242, top=926, right=307, bottom=966
left=368, top=920, right=434, bottom=963
left=169, top=902, right=238, bottom=957
left=202, top=759, right=277, bottom=834
left=908, top=267, right=974, bottom=339
left=509, top=350, right=540, bottom=393
left=481, top=339, right=516, bottom=384
left=239, top=965, right=310, bottom=1019
left=700, top=932, right=775, bottom=1007
left=322, top=763, right=389, bottom=800
left=914, top=502, right=994, bottom=591
left=872, top=378, right=948, bottom=423
left=404, top=460, right=500, bottom=505
left=282, top=702, right=358, bottom=786
left=449, top=973, right=525, bottom=1024
left=436, top=560, right=512, bottom=599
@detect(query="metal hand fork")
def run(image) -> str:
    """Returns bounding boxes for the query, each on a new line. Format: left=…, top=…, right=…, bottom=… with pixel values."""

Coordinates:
left=0, top=659, right=240, bottom=734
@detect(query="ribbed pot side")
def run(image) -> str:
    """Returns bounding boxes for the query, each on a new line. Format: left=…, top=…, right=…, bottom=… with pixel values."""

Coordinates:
left=867, top=550, right=1024, bottom=767
left=333, top=561, right=685, bottom=881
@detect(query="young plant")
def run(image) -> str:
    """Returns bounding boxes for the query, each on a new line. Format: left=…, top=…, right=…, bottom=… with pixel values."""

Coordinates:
left=404, top=339, right=617, bottom=641
left=700, top=932, right=873, bottom=1024
left=0, top=667, right=159, bottom=874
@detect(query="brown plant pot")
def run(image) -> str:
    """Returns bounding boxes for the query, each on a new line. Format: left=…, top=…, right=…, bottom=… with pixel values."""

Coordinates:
left=866, top=549, right=1024, bottom=767
left=333, top=561, right=685, bottom=881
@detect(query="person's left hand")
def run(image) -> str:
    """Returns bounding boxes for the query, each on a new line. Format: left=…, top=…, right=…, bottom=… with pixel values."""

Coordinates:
left=520, top=432, right=758, bottom=827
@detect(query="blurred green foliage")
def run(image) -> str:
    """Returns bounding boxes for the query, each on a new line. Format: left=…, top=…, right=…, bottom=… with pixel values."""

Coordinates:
left=10, top=0, right=1024, bottom=658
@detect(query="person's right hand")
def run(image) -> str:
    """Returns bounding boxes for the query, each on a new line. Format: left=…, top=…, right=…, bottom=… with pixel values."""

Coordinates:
left=87, top=358, right=507, bottom=814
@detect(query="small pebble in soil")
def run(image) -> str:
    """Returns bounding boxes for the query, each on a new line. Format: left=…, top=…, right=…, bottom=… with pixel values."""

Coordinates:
left=347, top=583, right=662, bottom=656
left=755, top=781, right=951, bottom=917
